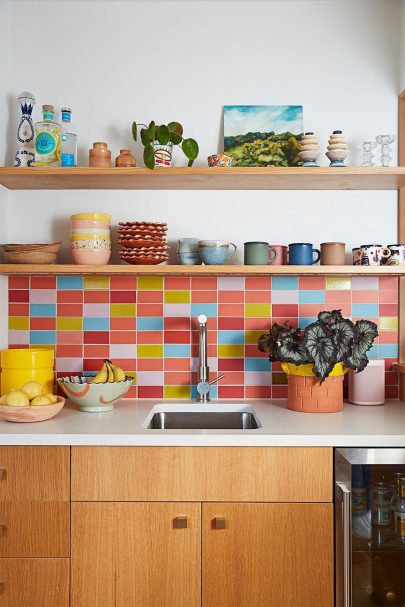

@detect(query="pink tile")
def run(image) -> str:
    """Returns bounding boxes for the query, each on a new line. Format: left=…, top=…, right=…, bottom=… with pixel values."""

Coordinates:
left=30, top=289, right=57, bottom=304
left=379, top=290, right=398, bottom=304
left=379, top=331, right=398, bottom=344
left=218, top=291, right=244, bottom=303
left=191, top=291, right=217, bottom=303
left=137, top=331, right=163, bottom=344
left=245, top=277, right=271, bottom=290
left=165, top=358, right=190, bottom=371
left=56, top=331, right=83, bottom=345
left=218, top=303, right=245, bottom=317
left=8, top=330, right=29, bottom=344
left=380, top=304, right=398, bottom=316
left=379, top=277, right=399, bottom=290
left=55, top=358, right=83, bottom=372
left=299, top=277, right=325, bottom=290
left=245, top=291, right=271, bottom=303
left=138, top=359, right=164, bottom=371
left=164, top=372, right=190, bottom=385
left=325, top=290, right=351, bottom=304
left=352, top=291, right=378, bottom=303
left=245, top=386, right=271, bottom=398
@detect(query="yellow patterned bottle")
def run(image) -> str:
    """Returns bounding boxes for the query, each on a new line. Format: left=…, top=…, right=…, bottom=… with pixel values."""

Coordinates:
left=34, top=104, right=61, bottom=166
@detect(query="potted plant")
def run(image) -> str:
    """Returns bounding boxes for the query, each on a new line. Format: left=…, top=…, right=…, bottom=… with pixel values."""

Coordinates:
left=258, top=309, right=378, bottom=413
left=132, top=121, right=199, bottom=169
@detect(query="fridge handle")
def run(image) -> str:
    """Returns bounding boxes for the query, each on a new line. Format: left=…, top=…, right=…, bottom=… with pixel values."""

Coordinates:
left=337, top=482, right=352, bottom=607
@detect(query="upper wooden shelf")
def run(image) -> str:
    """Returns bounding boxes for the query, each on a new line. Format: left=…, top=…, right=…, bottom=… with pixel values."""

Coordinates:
left=0, top=166, right=405, bottom=190
left=0, top=264, right=404, bottom=276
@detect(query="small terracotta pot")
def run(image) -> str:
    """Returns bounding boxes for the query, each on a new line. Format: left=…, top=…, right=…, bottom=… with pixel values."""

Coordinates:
left=89, top=142, right=111, bottom=168
left=115, top=149, right=136, bottom=167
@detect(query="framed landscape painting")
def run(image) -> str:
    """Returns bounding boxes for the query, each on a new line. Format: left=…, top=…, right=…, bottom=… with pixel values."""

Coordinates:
left=224, top=105, right=304, bottom=167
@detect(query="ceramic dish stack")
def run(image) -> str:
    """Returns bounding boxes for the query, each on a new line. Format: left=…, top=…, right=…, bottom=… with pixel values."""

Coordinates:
left=118, top=221, right=169, bottom=265
left=70, top=213, right=111, bottom=265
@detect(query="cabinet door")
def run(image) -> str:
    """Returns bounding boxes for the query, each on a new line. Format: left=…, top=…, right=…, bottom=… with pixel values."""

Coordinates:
left=0, top=558, right=69, bottom=606
left=203, top=502, right=334, bottom=607
left=71, top=502, right=201, bottom=607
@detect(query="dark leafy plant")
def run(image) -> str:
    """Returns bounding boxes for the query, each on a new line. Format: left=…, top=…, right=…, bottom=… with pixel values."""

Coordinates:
left=258, top=310, right=378, bottom=383
left=132, top=121, right=199, bottom=169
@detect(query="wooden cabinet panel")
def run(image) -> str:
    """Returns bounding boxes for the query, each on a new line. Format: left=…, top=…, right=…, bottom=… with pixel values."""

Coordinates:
left=202, top=502, right=334, bottom=607
left=0, top=446, right=70, bottom=501
left=71, top=446, right=332, bottom=502
left=71, top=502, right=201, bottom=607
left=0, top=502, right=69, bottom=557
left=0, top=558, right=69, bottom=606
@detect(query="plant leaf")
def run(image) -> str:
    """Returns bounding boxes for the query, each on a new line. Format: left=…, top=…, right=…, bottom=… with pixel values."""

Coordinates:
left=277, top=328, right=307, bottom=366
left=168, top=121, right=183, bottom=137
left=318, top=309, right=343, bottom=327
left=132, top=122, right=137, bottom=142
left=344, top=320, right=378, bottom=371
left=182, top=138, right=199, bottom=161
left=140, top=128, right=151, bottom=146
left=303, top=322, right=337, bottom=383
left=332, top=318, right=355, bottom=361
left=143, top=143, right=155, bottom=170
left=157, top=125, right=170, bottom=145
left=169, top=132, right=182, bottom=145
left=258, top=323, right=286, bottom=360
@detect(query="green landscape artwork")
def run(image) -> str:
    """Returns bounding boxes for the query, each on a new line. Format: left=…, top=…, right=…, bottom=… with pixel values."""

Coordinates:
left=223, top=105, right=304, bottom=167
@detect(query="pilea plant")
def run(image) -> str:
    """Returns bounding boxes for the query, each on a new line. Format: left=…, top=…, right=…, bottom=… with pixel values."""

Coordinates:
left=258, top=310, right=378, bottom=383
left=132, top=121, right=199, bottom=169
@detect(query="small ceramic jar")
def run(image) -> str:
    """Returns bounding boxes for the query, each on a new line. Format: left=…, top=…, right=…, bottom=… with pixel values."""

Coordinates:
left=89, top=142, right=112, bottom=168
left=115, top=149, right=136, bottom=167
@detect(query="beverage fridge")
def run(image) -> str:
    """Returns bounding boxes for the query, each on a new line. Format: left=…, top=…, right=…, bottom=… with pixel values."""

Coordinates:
left=335, top=449, right=405, bottom=607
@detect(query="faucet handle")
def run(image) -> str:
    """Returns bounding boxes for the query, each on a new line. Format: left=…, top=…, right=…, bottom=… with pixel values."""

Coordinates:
left=209, top=374, right=225, bottom=386
left=196, top=375, right=225, bottom=396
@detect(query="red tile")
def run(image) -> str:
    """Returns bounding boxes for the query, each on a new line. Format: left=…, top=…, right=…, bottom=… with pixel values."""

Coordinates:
left=272, top=304, right=298, bottom=317
left=137, top=331, right=163, bottom=344
left=138, top=359, right=163, bottom=371
left=325, top=290, right=351, bottom=304
left=330, top=304, right=352, bottom=317
left=191, top=277, right=217, bottom=290
left=30, top=318, right=56, bottom=330
left=379, top=277, right=399, bottom=290
left=138, top=386, right=163, bottom=398
left=110, top=276, right=137, bottom=290
left=56, top=344, right=83, bottom=357
left=191, top=291, right=217, bottom=303
left=272, top=386, right=288, bottom=398
left=31, top=276, right=56, bottom=289
left=165, top=358, right=190, bottom=371
left=84, top=345, right=109, bottom=358
left=137, top=304, right=163, bottom=317
left=385, top=371, right=398, bottom=385
left=272, top=317, right=299, bottom=328
left=191, top=317, right=217, bottom=331
left=218, top=358, right=244, bottom=371
left=137, top=291, right=163, bottom=303
left=220, top=372, right=244, bottom=385
left=110, top=331, right=137, bottom=344
left=272, top=362, right=282, bottom=371
left=164, top=372, right=190, bottom=385
left=245, top=386, right=271, bottom=398
left=84, top=291, right=109, bottom=303
left=379, top=331, right=398, bottom=344
left=299, top=304, right=323, bottom=317
left=352, top=291, right=378, bottom=303
left=58, top=290, right=84, bottom=303
left=384, top=358, right=397, bottom=371
left=218, top=303, right=244, bottom=317
left=8, top=276, right=29, bottom=289
left=379, top=304, right=398, bottom=316
left=191, top=330, right=217, bottom=345
left=124, top=386, right=137, bottom=399
left=57, top=304, right=83, bottom=317
left=245, top=345, right=268, bottom=358
left=110, top=291, right=136, bottom=303
left=385, top=385, right=399, bottom=399
left=83, top=358, right=104, bottom=371
left=84, top=331, right=109, bottom=344
left=245, top=277, right=271, bottom=290
left=9, top=290, right=29, bottom=303
left=218, top=386, right=244, bottom=398
left=245, top=291, right=271, bottom=303
left=164, top=331, right=190, bottom=344
left=245, top=318, right=272, bottom=331
left=379, top=290, right=398, bottom=304
left=218, top=291, right=244, bottom=303
left=57, top=331, right=83, bottom=345
left=218, top=317, right=244, bottom=330
left=110, top=318, right=136, bottom=330
left=165, top=277, right=190, bottom=290
left=299, top=277, right=325, bottom=290
left=164, top=317, right=190, bottom=331
left=110, top=359, right=136, bottom=371
left=9, top=303, right=29, bottom=316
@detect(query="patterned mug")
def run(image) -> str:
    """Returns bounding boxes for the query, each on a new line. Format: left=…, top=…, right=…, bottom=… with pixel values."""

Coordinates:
left=352, top=248, right=362, bottom=266
left=384, top=244, right=405, bottom=265
left=360, top=244, right=390, bottom=266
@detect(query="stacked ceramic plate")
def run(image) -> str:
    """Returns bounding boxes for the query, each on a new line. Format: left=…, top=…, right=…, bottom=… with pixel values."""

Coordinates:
left=70, top=213, right=112, bottom=265
left=118, top=222, right=169, bottom=265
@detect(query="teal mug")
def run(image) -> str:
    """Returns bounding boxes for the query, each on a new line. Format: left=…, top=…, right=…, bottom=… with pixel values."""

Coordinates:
left=199, top=240, right=237, bottom=265
left=244, top=241, right=278, bottom=265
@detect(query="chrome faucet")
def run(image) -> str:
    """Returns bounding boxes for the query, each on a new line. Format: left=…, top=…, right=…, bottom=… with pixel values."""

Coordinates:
left=196, top=314, right=224, bottom=403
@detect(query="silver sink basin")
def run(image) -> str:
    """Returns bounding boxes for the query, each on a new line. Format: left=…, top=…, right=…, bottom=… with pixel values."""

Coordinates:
left=144, top=405, right=260, bottom=430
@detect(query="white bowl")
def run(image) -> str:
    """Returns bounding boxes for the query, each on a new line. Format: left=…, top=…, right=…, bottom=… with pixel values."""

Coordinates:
left=58, top=376, right=133, bottom=412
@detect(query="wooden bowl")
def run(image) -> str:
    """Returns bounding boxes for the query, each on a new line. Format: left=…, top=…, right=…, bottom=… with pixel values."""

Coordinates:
left=4, top=251, right=58, bottom=264
left=2, top=242, right=61, bottom=253
left=0, top=397, right=65, bottom=422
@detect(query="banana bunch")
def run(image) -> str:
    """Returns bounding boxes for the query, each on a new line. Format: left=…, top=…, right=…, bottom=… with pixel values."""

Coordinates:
left=91, top=359, right=126, bottom=384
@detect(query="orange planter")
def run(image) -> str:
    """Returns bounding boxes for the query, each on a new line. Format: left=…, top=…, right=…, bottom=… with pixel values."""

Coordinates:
left=287, top=373, right=344, bottom=413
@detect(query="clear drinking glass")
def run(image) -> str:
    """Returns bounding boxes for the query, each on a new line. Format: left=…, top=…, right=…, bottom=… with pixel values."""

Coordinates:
left=360, top=141, right=377, bottom=167
left=375, top=134, right=396, bottom=167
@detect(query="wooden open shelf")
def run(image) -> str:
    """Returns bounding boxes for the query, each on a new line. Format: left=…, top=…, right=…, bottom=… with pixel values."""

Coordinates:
left=1, top=166, right=405, bottom=190
left=0, top=264, right=404, bottom=276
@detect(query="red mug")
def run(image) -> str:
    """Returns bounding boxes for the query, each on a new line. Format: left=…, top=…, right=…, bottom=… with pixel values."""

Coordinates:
left=269, top=245, right=288, bottom=265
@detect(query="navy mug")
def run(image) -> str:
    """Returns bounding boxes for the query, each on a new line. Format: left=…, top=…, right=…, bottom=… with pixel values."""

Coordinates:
left=288, top=243, right=320, bottom=265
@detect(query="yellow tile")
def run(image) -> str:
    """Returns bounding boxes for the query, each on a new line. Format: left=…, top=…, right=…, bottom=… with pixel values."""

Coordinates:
left=84, top=276, right=110, bottom=290
left=137, top=345, right=163, bottom=358
left=379, top=317, right=398, bottom=330
left=245, top=330, right=264, bottom=345
left=8, top=317, right=29, bottom=330
left=57, top=317, right=83, bottom=330
left=325, top=277, right=352, bottom=290
left=164, top=290, right=190, bottom=304
left=164, top=385, right=191, bottom=399
left=110, top=304, right=136, bottom=318
left=218, top=344, right=244, bottom=358
left=29, top=344, right=56, bottom=351
left=125, top=372, right=136, bottom=384
left=138, top=276, right=163, bottom=290
left=245, top=304, right=271, bottom=318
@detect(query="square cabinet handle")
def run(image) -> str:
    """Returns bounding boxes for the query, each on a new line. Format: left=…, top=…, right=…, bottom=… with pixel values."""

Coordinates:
left=173, top=516, right=188, bottom=529
left=0, top=469, right=6, bottom=481
left=212, top=517, right=227, bottom=530
left=0, top=526, right=6, bottom=537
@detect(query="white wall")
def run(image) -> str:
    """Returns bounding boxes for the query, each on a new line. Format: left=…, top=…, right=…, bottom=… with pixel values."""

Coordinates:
left=5, top=0, right=402, bottom=264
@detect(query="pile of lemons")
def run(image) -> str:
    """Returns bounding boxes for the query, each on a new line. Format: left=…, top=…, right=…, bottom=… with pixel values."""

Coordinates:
left=0, top=382, right=58, bottom=407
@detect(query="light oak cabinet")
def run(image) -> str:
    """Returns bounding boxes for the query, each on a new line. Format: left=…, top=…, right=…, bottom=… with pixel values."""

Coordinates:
left=0, top=558, right=69, bottom=607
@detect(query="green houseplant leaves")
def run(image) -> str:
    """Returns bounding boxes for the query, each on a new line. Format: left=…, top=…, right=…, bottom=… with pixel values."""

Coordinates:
left=132, top=120, right=199, bottom=169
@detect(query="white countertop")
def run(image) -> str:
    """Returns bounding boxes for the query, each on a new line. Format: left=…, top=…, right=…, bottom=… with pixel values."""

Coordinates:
left=0, top=399, right=404, bottom=446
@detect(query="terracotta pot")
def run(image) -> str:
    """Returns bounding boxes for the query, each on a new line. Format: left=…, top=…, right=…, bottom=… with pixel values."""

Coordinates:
left=89, top=142, right=111, bottom=168
left=115, top=149, right=136, bottom=167
left=282, top=362, right=345, bottom=413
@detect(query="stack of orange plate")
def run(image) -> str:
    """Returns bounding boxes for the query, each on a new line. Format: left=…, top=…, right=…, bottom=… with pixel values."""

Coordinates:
left=118, top=222, right=169, bottom=265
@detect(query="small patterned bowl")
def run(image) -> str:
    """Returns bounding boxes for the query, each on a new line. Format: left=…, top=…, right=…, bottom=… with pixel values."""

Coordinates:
left=58, top=376, right=133, bottom=412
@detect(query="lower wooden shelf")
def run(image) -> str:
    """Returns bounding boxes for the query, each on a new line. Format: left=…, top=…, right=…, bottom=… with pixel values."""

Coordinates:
left=0, top=264, right=404, bottom=276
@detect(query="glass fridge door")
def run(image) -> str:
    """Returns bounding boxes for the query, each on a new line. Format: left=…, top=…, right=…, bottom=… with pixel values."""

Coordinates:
left=336, top=449, right=405, bottom=607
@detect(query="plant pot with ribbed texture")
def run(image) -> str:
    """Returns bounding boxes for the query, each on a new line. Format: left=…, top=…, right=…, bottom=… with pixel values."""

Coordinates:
left=282, top=362, right=347, bottom=413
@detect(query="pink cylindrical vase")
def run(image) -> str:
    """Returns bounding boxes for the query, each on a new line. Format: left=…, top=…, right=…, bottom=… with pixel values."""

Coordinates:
left=348, top=360, right=385, bottom=405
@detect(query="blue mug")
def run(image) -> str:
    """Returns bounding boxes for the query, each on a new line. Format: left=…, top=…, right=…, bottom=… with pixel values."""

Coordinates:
left=288, top=243, right=320, bottom=265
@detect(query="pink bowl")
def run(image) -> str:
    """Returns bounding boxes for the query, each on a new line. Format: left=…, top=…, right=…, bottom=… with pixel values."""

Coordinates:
left=71, top=249, right=111, bottom=265
left=70, top=219, right=111, bottom=230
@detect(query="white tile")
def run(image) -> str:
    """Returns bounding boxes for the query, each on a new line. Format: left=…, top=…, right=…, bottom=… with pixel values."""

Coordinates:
left=163, top=303, right=191, bottom=317
left=55, top=358, right=83, bottom=372
left=30, top=289, right=57, bottom=304
left=351, top=277, right=379, bottom=291
left=191, top=357, right=218, bottom=372
left=136, top=371, right=164, bottom=386
left=8, top=330, right=29, bottom=344
left=244, top=371, right=272, bottom=386
left=109, top=344, right=137, bottom=359
left=218, top=277, right=245, bottom=291
left=271, top=290, right=299, bottom=304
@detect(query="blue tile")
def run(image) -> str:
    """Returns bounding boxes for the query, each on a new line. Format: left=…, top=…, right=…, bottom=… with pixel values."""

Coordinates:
left=245, top=358, right=271, bottom=371
left=138, top=317, right=164, bottom=331
left=30, top=304, right=56, bottom=318
left=367, top=345, right=379, bottom=359
left=299, top=290, right=325, bottom=304
left=379, top=344, right=398, bottom=358
left=191, top=304, right=218, bottom=318
left=83, top=317, right=109, bottom=331
left=164, top=344, right=191, bottom=358
left=57, top=276, right=83, bottom=290
left=352, top=304, right=379, bottom=318
left=272, top=277, right=298, bottom=291
left=191, top=385, right=217, bottom=399
left=218, top=330, right=245, bottom=345
left=299, top=317, right=317, bottom=329
left=30, top=331, right=56, bottom=345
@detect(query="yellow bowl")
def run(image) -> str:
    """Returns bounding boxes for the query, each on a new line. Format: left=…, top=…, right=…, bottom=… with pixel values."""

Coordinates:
left=70, top=213, right=111, bottom=223
left=281, top=362, right=347, bottom=377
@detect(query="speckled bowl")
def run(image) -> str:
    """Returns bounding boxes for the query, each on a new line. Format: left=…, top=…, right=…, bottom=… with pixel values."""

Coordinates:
left=58, top=376, right=133, bottom=412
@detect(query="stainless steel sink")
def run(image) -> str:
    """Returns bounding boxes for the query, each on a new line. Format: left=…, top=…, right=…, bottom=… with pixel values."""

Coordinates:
left=144, top=405, right=260, bottom=430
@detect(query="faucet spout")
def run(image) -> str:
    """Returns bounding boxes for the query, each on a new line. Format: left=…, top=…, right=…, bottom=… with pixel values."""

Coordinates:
left=196, top=314, right=224, bottom=403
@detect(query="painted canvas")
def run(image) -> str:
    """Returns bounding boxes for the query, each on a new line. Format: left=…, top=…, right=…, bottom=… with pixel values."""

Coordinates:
left=224, top=105, right=304, bottom=167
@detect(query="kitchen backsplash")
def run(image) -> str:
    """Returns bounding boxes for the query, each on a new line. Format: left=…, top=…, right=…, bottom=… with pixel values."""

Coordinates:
left=7, top=274, right=399, bottom=399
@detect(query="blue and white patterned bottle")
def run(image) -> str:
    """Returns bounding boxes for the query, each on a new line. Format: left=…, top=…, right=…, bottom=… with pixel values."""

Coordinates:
left=14, top=92, right=36, bottom=167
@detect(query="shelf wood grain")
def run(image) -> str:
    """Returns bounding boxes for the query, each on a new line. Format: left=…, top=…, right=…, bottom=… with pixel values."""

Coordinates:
left=0, top=263, right=404, bottom=276
left=1, top=166, right=405, bottom=190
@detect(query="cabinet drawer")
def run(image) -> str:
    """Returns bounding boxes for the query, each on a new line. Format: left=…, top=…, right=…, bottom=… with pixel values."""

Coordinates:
left=0, top=558, right=69, bottom=606
left=72, top=446, right=332, bottom=502
left=0, top=446, right=70, bottom=501
left=0, top=502, right=69, bottom=557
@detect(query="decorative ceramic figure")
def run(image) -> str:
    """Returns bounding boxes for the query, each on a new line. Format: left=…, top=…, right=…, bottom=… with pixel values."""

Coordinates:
left=326, top=130, right=348, bottom=167
left=360, top=141, right=377, bottom=167
left=14, top=92, right=36, bottom=167
left=375, top=134, right=396, bottom=167
left=207, top=153, right=234, bottom=167
left=298, top=131, right=320, bottom=167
